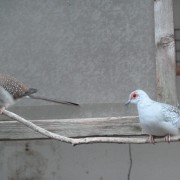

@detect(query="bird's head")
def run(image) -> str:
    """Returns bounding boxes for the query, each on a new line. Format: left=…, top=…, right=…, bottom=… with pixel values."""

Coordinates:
left=125, top=90, right=150, bottom=105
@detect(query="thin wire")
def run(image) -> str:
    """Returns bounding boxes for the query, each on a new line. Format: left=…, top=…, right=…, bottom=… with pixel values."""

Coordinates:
left=127, top=144, right=132, bottom=180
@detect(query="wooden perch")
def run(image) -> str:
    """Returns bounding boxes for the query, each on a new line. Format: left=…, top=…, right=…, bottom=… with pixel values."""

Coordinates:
left=2, top=110, right=180, bottom=145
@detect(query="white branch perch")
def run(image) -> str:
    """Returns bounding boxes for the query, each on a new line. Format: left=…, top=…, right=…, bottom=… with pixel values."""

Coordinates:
left=2, top=110, right=180, bottom=145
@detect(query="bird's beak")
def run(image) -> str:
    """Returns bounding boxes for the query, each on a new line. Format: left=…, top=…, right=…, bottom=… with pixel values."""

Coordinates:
left=125, top=99, right=131, bottom=106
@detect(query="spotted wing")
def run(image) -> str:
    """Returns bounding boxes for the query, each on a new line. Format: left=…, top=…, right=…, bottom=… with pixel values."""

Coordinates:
left=162, top=103, right=180, bottom=128
left=0, top=74, right=32, bottom=99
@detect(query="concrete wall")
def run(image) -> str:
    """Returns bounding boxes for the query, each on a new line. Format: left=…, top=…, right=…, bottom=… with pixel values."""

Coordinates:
left=0, top=0, right=156, bottom=106
left=0, top=0, right=180, bottom=180
left=1, top=141, right=180, bottom=180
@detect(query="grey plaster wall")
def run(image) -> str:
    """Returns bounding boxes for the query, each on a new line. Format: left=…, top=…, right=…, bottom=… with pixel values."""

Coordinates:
left=0, top=0, right=156, bottom=106
left=1, top=141, right=180, bottom=180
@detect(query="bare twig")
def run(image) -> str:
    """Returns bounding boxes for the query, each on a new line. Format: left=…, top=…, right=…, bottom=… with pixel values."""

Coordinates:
left=2, top=110, right=180, bottom=145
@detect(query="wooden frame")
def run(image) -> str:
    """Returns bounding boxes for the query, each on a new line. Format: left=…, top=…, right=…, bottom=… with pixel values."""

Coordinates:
left=154, top=0, right=177, bottom=105
left=0, top=112, right=140, bottom=140
left=0, top=0, right=177, bottom=141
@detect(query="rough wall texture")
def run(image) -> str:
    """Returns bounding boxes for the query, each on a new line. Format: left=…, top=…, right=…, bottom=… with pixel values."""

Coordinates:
left=1, top=141, right=180, bottom=180
left=0, top=0, right=156, bottom=106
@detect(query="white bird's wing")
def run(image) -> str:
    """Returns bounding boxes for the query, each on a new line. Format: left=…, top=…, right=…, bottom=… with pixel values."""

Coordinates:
left=162, top=103, right=180, bottom=128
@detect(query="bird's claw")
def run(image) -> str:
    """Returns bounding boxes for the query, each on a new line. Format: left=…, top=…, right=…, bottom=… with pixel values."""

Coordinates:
left=164, top=135, right=171, bottom=143
left=148, top=135, right=155, bottom=144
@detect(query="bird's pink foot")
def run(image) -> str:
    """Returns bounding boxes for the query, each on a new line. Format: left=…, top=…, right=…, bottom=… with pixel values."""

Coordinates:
left=0, top=107, right=5, bottom=114
left=164, top=135, right=171, bottom=143
left=148, top=135, right=155, bottom=144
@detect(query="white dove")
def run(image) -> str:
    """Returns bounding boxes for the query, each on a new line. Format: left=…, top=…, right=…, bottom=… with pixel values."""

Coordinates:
left=126, top=89, right=180, bottom=143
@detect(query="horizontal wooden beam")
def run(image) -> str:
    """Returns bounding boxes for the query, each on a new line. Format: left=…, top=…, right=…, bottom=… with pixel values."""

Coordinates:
left=0, top=116, right=141, bottom=140
left=2, top=110, right=180, bottom=144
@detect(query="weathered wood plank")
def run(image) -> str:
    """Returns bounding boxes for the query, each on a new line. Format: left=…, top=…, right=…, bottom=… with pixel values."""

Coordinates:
left=154, top=0, right=177, bottom=105
left=0, top=116, right=141, bottom=140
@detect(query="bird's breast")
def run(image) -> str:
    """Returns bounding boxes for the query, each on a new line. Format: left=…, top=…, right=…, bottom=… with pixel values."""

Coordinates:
left=137, top=103, right=165, bottom=135
left=138, top=103, right=162, bottom=123
left=0, top=86, right=15, bottom=108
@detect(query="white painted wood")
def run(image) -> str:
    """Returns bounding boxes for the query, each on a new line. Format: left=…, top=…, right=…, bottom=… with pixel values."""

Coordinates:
left=154, top=0, right=177, bottom=105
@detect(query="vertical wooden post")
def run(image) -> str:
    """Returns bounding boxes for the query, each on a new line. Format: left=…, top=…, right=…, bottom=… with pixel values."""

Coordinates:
left=154, top=0, right=177, bottom=105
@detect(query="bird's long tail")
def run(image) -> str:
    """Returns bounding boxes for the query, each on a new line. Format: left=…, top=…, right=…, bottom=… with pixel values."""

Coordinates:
left=28, top=95, right=79, bottom=106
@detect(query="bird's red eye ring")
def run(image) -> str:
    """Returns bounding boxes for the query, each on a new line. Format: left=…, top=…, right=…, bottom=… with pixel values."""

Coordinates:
left=131, top=93, right=138, bottom=99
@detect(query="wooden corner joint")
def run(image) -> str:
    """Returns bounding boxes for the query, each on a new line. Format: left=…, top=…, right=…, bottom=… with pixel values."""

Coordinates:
left=159, top=34, right=175, bottom=47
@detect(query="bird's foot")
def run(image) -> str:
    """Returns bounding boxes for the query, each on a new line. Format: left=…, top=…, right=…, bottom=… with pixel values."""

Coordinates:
left=164, top=135, right=171, bottom=143
left=148, top=135, right=155, bottom=144
left=0, top=107, right=5, bottom=114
